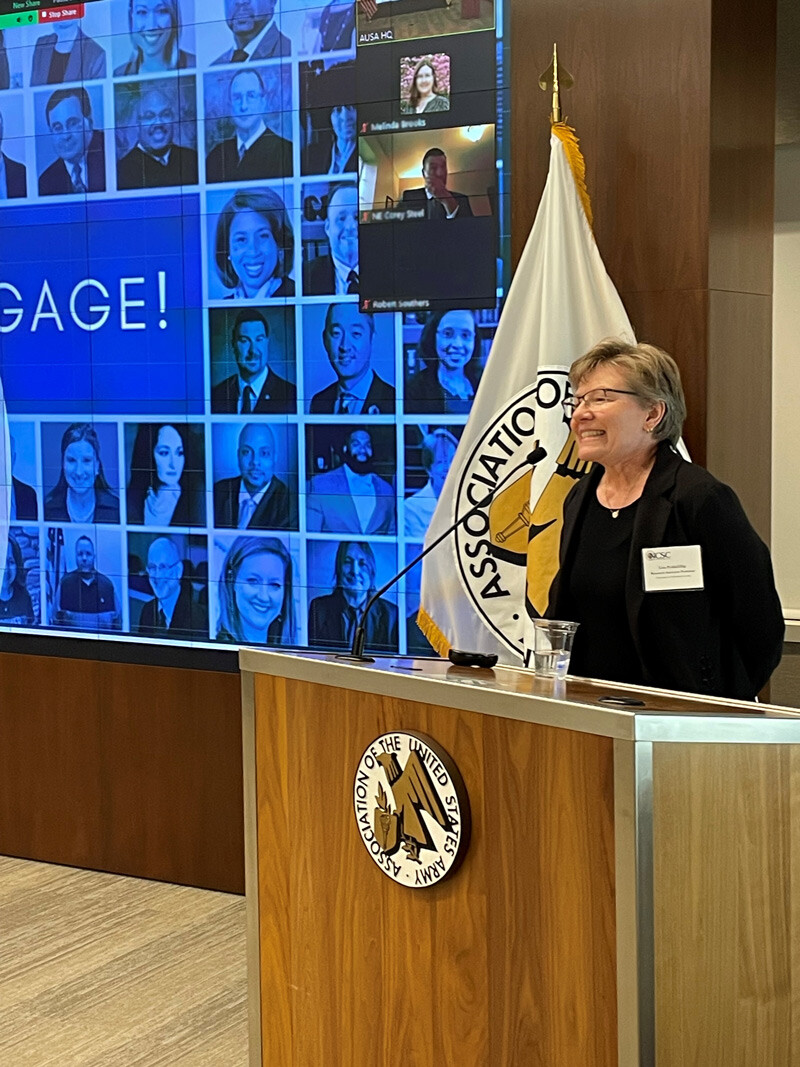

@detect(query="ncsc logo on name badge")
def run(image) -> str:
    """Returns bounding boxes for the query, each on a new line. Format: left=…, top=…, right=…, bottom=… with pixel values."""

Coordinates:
left=353, top=731, right=470, bottom=888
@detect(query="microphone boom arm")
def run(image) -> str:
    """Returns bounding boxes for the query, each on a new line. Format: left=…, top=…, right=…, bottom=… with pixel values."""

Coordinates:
left=344, top=446, right=546, bottom=661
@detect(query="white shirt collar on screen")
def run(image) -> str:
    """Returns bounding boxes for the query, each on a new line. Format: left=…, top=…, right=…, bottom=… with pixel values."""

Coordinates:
left=242, top=19, right=275, bottom=59
left=237, top=120, right=266, bottom=155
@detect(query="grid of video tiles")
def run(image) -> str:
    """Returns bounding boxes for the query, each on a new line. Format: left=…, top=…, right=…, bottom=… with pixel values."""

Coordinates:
left=0, top=0, right=506, bottom=654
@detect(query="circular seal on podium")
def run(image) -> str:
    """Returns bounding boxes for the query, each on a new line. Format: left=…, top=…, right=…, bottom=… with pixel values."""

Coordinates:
left=353, top=730, right=470, bottom=887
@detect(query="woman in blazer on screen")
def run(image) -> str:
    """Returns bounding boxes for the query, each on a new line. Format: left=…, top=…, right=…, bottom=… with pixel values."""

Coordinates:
left=127, top=423, right=205, bottom=527
left=214, top=189, right=295, bottom=301
left=44, top=423, right=120, bottom=525
left=216, top=536, right=296, bottom=646
left=405, top=309, right=481, bottom=415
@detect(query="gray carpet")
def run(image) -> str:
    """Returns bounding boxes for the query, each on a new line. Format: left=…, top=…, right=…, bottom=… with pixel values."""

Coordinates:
left=0, top=856, right=247, bottom=1066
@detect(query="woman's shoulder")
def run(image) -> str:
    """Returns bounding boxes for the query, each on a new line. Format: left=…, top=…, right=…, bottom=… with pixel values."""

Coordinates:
left=667, top=450, right=750, bottom=524
left=274, top=277, right=296, bottom=298
left=95, top=486, right=120, bottom=514
left=113, top=57, right=137, bottom=76
left=425, top=95, right=450, bottom=112
left=670, top=451, right=730, bottom=498
left=44, top=483, right=68, bottom=518
left=177, top=50, right=196, bottom=69
left=405, top=367, right=441, bottom=403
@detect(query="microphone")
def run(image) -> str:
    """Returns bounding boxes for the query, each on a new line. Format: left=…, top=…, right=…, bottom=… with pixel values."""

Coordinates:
left=336, top=445, right=547, bottom=662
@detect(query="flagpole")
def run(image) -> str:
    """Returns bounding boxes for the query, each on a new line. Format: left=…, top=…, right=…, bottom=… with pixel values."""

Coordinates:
left=538, top=43, right=574, bottom=126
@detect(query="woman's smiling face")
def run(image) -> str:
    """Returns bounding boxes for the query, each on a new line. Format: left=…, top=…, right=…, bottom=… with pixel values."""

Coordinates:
left=570, top=364, right=656, bottom=467
left=235, top=550, right=284, bottom=636
left=229, top=209, right=279, bottom=295
left=435, top=310, right=475, bottom=372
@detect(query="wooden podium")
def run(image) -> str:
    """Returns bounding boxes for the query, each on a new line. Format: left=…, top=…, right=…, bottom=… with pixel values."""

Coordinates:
left=240, top=649, right=800, bottom=1066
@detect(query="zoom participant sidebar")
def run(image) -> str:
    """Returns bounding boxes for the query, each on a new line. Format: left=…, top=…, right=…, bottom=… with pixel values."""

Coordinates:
left=357, top=124, right=497, bottom=311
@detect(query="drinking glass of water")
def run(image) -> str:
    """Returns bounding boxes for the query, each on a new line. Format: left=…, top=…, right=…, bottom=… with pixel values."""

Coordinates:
left=531, top=619, right=579, bottom=679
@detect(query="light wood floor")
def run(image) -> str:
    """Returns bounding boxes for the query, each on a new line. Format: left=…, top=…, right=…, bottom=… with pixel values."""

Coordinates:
left=0, top=856, right=247, bottom=1066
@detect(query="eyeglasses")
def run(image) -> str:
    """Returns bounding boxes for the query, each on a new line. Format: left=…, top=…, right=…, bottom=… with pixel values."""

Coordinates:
left=561, top=387, right=640, bottom=417
left=147, top=562, right=180, bottom=577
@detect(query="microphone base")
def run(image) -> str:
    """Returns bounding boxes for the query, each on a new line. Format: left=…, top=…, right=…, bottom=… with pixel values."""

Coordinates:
left=334, top=652, right=375, bottom=663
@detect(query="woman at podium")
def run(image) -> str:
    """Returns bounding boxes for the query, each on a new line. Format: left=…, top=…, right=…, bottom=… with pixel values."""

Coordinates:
left=546, top=339, right=783, bottom=699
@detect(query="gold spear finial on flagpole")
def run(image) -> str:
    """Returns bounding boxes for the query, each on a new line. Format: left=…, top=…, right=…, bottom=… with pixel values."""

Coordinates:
left=538, top=43, right=574, bottom=124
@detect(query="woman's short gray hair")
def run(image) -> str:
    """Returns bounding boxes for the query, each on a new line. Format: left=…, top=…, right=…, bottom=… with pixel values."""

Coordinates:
left=569, top=338, right=687, bottom=445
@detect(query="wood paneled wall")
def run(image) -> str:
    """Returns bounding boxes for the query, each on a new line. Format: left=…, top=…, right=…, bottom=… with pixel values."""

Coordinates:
left=0, top=652, right=244, bottom=894
left=511, top=0, right=777, bottom=536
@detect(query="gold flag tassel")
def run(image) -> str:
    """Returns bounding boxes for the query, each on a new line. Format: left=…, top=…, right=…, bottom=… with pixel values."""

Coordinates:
left=417, top=605, right=451, bottom=658
left=539, top=45, right=592, bottom=228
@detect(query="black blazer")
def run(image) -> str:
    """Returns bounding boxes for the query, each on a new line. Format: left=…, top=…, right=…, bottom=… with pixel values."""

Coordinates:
left=211, top=368, right=296, bottom=414
left=12, top=477, right=37, bottom=521
left=302, top=136, right=357, bottom=177
left=44, top=482, right=120, bottom=524
left=136, top=583, right=208, bottom=639
left=213, top=475, right=297, bottom=530
left=401, top=186, right=474, bottom=220
left=38, top=131, right=106, bottom=196
left=116, top=144, right=198, bottom=190
left=309, top=371, right=395, bottom=414
left=308, top=588, right=397, bottom=653
left=547, top=441, right=784, bottom=699
left=302, top=253, right=337, bottom=296
left=3, top=154, right=26, bottom=199
left=205, top=128, right=292, bottom=183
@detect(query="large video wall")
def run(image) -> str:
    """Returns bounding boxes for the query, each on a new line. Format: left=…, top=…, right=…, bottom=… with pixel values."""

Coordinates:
left=0, top=0, right=508, bottom=654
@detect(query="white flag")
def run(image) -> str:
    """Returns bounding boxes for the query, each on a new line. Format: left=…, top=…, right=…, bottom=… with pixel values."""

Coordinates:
left=419, top=123, right=634, bottom=663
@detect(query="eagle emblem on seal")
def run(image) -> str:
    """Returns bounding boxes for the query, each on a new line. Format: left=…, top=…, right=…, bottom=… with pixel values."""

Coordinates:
left=373, top=751, right=453, bottom=864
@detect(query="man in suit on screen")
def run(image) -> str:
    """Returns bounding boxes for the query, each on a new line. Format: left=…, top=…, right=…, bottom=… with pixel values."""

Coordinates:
left=302, top=105, right=356, bottom=176
left=136, top=536, right=208, bottom=639
left=206, top=68, right=291, bottom=183
left=307, top=428, right=395, bottom=534
left=38, top=87, right=105, bottom=196
left=303, top=182, right=359, bottom=296
left=0, top=111, right=26, bottom=199
left=211, top=309, right=296, bottom=414
left=401, top=147, right=473, bottom=221
left=213, top=423, right=297, bottom=530
left=212, top=0, right=290, bottom=64
left=117, top=85, right=198, bottom=190
left=308, top=540, right=398, bottom=653
left=309, top=303, right=394, bottom=414
left=10, top=435, right=37, bottom=520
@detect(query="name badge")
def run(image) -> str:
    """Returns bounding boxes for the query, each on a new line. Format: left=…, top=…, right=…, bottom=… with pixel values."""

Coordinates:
left=642, top=545, right=704, bottom=592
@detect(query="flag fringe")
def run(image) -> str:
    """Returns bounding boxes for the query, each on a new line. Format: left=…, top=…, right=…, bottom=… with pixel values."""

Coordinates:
left=416, top=606, right=451, bottom=658
left=551, top=122, right=593, bottom=229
